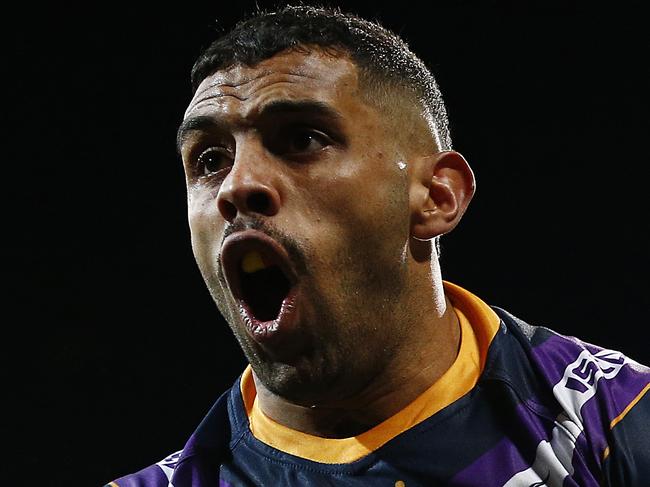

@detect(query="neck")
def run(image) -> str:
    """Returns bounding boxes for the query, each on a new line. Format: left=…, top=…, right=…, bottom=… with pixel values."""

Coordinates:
left=253, top=262, right=460, bottom=438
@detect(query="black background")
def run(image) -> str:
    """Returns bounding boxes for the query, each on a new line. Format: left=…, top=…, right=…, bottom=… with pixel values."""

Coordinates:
left=7, top=1, right=648, bottom=485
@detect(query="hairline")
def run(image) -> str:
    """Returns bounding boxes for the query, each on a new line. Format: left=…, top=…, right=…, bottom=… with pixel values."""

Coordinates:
left=193, top=44, right=441, bottom=155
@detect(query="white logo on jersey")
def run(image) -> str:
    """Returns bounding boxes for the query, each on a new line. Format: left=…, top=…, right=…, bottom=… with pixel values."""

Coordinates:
left=156, top=449, right=183, bottom=487
left=552, top=348, right=628, bottom=426
left=503, top=346, right=629, bottom=486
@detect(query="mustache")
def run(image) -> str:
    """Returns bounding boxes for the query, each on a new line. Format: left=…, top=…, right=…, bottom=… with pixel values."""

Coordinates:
left=220, top=217, right=309, bottom=277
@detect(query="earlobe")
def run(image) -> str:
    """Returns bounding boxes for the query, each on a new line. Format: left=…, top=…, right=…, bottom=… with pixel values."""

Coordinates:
left=410, top=151, right=475, bottom=241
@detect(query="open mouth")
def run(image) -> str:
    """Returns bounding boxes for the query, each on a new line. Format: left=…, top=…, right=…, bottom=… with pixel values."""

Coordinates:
left=239, top=251, right=292, bottom=322
left=221, top=231, right=298, bottom=331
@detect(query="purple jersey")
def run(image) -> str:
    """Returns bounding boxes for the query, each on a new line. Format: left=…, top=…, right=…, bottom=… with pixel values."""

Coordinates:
left=107, top=307, right=650, bottom=486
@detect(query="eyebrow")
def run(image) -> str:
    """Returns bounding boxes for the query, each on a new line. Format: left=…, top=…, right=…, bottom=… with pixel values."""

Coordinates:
left=176, top=100, right=343, bottom=154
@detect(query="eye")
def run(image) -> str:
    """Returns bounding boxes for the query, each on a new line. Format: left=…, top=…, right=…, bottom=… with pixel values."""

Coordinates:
left=290, top=130, right=327, bottom=152
left=196, top=147, right=233, bottom=176
left=276, top=128, right=332, bottom=156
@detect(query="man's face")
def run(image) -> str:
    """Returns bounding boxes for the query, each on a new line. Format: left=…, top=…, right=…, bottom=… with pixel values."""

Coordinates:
left=179, top=50, right=416, bottom=404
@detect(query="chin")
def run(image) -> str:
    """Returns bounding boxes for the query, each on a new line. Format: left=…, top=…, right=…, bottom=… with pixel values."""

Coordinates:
left=252, top=355, right=349, bottom=406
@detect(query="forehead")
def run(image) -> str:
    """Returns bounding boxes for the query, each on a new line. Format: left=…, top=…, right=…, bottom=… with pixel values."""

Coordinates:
left=184, top=50, right=362, bottom=121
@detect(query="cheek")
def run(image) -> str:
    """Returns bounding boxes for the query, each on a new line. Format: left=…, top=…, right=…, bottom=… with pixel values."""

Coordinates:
left=187, top=193, right=222, bottom=271
left=292, top=155, right=410, bottom=285
left=308, top=152, right=409, bottom=233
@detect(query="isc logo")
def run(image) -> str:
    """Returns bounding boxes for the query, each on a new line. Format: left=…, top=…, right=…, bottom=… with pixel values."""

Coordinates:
left=553, top=348, right=630, bottom=426
left=564, top=350, right=626, bottom=393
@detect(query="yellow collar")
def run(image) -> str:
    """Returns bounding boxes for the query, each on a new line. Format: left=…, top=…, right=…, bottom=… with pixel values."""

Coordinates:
left=240, top=281, right=500, bottom=464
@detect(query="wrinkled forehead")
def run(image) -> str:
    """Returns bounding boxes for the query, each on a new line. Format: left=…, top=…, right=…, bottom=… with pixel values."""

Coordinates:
left=184, top=50, right=362, bottom=120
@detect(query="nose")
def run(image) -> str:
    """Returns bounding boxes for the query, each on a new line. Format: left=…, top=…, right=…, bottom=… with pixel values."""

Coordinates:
left=216, top=148, right=282, bottom=222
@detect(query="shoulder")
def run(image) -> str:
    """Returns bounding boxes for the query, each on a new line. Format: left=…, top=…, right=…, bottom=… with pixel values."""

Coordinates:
left=105, top=381, right=240, bottom=487
left=491, top=307, right=650, bottom=484
left=106, top=450, right=182, bottom=487
left=492, top=306, right=650, bottom=416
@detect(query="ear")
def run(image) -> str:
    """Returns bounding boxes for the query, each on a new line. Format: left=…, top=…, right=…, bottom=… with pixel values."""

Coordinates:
left=410, top=151, right=476, bottom=240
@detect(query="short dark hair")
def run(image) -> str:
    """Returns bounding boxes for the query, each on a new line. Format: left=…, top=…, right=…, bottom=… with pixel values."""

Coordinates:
left=191, top=4, right=452, bottom=150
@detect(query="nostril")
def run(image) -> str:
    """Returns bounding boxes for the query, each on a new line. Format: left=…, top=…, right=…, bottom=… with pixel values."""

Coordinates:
left=247, top=192, right=272, bottom=215
left=219, top=200, right=238, bottom=222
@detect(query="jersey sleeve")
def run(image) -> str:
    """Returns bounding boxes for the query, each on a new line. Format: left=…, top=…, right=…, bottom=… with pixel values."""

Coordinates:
left=521, top=321, right=650, bottom=487
left=550, top=342, right=650, bottom=487
left=601, top=381, right=650, bottom=486
left=105, top=450, right=182, bottom=487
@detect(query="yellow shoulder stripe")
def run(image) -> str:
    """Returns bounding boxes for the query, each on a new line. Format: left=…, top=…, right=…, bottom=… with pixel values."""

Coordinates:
left=602, top=382, right=650, bottom=461
left=610, top=382, right=650, bottom=430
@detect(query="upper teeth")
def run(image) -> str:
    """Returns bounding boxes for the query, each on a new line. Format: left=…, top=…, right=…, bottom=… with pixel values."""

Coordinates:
left=241, top=251, right=267, bottom=274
